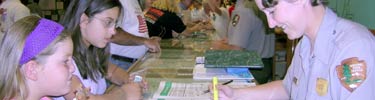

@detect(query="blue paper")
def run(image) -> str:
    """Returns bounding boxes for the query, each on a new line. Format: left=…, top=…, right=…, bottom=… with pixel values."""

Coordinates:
left=226, top=68, right=251, bottom=78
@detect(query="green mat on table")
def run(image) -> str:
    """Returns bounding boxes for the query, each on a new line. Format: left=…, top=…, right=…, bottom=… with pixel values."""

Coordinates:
left=204, top=50, right=263, bottom=68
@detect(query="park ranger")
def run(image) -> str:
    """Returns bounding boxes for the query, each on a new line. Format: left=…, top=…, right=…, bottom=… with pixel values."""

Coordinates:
left=212, top=0, right=375, bottom=99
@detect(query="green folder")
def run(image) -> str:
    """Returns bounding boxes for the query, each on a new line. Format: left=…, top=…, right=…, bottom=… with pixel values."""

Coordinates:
left=204, top=50, right=264, bottom=68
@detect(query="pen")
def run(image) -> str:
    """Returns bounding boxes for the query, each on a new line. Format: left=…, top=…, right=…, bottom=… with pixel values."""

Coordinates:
left=202, top=80, right=233, bottom=94
left=213, top=77, right=219, bottom=100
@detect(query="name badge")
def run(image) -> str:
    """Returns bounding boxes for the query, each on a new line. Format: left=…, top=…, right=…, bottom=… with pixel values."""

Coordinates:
left=316, top=78, right=328, bottom=96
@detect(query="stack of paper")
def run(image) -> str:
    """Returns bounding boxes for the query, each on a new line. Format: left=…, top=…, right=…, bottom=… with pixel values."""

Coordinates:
left=193, top=64, right=254, bottom=80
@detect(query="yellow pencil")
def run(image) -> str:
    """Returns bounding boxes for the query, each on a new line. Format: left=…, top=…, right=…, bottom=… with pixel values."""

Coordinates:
left=213, top=77, right=219, bottom=100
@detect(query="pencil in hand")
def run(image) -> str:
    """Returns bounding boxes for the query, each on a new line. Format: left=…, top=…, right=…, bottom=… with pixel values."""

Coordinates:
left=202, top=80, right=233, bottom=94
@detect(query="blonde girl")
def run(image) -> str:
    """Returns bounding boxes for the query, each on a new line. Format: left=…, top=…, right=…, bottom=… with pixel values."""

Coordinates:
left=0, top=16, right=74, bottom=100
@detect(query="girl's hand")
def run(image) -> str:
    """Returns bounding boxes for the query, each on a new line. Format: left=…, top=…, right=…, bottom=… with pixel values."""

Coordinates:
left=129, top=75, right=149, bottom=90
left=73, top=84, right=91, bottom=100
left=209, top=84, right=236, bottom=100
left=121, top=82, right=143, bottom=100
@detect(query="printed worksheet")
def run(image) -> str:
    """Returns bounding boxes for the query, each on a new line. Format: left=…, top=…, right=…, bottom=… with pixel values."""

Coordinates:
left=152, top=81, right=255, bottom=100
left=152, top=81, right=210, bottom=100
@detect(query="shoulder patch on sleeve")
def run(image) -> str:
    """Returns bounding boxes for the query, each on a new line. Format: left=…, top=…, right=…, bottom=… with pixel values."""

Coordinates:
left=336, top=57, right=367, bottom=92
left=231, top=14, right=240, bottom=27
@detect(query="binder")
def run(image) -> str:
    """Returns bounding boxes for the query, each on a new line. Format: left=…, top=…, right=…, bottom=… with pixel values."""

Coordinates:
left=204, top=50, right=264, bottom=68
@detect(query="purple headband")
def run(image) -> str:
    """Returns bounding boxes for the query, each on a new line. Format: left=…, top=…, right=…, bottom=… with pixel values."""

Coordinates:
left=19, top=18, right=64, bottom=65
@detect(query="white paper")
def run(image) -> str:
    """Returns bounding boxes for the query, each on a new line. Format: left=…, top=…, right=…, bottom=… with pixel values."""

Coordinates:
left=152, top=81, right=210, bottom=100
left=152, top=81, right=255, bottom=100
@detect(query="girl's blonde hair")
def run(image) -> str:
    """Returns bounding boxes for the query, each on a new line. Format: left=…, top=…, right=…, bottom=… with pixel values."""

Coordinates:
left=152, top=0, right=180, bottom=13
left=0, top=16, right=70, bottom=100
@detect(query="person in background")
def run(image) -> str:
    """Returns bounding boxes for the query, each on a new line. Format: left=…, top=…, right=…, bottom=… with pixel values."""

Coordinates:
left=110, top=0, right=161, bottom=71
left=189, top=0, right=205, bottom=22
left=212, top=0, right=274, bottom=84
left=58, top=0, right=144, bottom=99
left=145, top=0, right=204, bottom=39
left=223, top=0, right=236, bottom=17
left=0, top=16, right=74, bottom=100
left=212, top=0, right=375, bottom=99
left=203, top=0, right=230, bottom=41
left=0, top=0, right=30, bottom=39
left=178, top=0, right=194, bottom=24
left=179, top=0, right=194, bottom=11
left=182, top=0, right=212, bottom=31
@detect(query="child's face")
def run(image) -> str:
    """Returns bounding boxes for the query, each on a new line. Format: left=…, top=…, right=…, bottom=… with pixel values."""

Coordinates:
left=255, top=0, right=307, bottom=40
left=82, top=7, right=120, bottom=48
left=38, top=38, right=75, bottom=96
